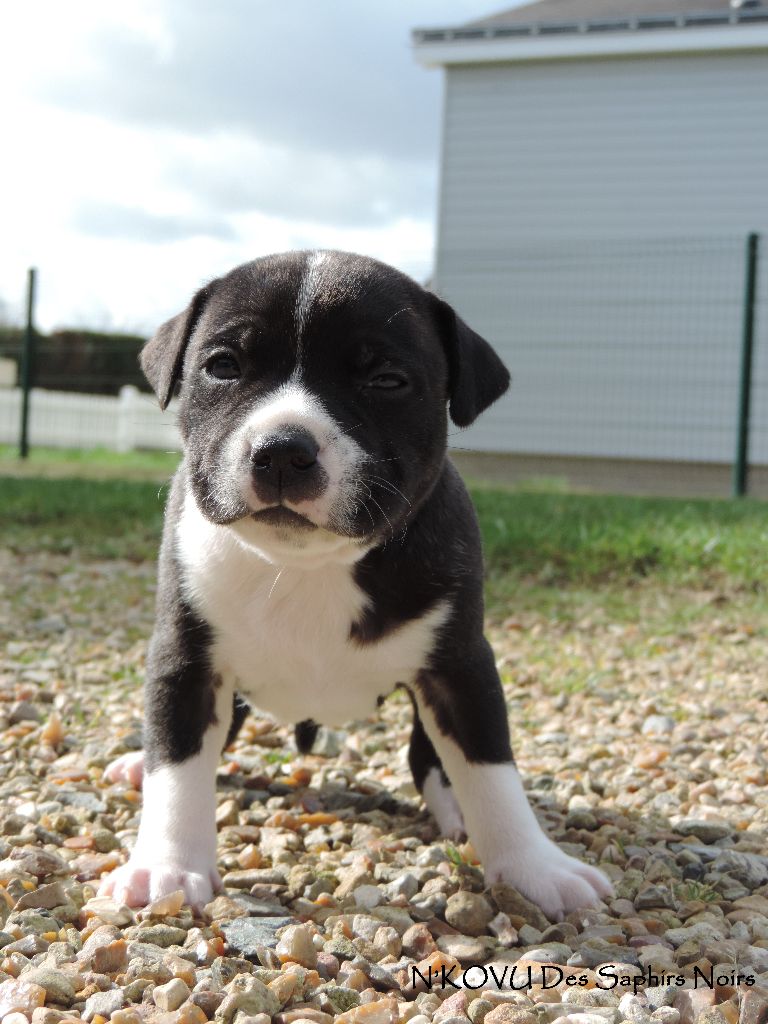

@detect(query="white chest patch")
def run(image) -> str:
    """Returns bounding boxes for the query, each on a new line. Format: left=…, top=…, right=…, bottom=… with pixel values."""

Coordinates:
left=175, top=494, right=450, bottom=726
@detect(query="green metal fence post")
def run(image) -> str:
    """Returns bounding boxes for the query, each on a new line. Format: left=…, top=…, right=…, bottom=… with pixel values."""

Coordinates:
left=733, top=233, right=759, bottom=498
left=19, top=267, right=37, bottom=460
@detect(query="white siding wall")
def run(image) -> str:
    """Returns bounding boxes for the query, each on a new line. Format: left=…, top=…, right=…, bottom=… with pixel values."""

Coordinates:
left=435, top=51, right=768, bottom=462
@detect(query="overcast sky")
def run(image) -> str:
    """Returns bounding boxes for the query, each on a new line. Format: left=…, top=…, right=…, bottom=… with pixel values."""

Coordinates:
left=2, top=0, right=520, bottom=334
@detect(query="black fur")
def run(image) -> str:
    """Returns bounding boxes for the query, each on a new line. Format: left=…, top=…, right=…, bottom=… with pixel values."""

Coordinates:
left=352, top=460, right=515, bottom=767
left=143, top=475, right=219, bottom=772
left=294, top=719, right=319, bottom=754
left=431, top=295, right=511, bottom=428
left=226, top=696, right=251, bottom=750
left=140, top=282, right=217, bottom=410
left=408, top=699, right=449, bottom=792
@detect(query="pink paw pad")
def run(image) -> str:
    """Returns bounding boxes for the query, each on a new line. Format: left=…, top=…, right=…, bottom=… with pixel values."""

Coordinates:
left=98, top=859, right=222, bottom=910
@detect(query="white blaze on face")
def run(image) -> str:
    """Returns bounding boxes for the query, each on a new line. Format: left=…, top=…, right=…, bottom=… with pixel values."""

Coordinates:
left=294, top=250, right=330, bottom=352
left=223, top=380, right=367, bottom=531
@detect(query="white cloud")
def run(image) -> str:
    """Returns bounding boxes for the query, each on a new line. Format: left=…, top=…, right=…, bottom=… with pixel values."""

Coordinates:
left=1, top=0, right=500, bottom=331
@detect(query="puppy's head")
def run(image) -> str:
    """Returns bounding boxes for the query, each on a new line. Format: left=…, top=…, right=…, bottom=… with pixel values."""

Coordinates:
left=142, top=251, right=509, bottom=558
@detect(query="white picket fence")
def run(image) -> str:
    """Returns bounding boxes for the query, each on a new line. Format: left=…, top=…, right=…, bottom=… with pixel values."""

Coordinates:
left=0, top=386, right=182, bottom=452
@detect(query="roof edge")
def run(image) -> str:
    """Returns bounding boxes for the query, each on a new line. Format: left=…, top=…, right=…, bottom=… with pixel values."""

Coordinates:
left=413, top=17, right=768, bottom=65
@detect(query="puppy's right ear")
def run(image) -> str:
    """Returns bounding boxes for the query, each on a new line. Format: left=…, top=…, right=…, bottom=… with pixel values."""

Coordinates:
left=140, top=283, right=214, bottom=410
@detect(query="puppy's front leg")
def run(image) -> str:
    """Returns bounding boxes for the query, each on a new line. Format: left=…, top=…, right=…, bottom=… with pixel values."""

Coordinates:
left=100, top=607, right=231, bottom=909
left=413, top=640, right=612, bottom=921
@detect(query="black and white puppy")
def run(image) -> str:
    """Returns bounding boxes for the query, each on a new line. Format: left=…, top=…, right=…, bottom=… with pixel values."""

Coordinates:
left=100, top=250, right=611, bottom=919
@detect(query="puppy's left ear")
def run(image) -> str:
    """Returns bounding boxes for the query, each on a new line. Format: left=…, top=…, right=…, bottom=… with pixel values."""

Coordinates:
left=140, top=282, right=215, bottom=410
left=431, top=295, right=511, bottom=427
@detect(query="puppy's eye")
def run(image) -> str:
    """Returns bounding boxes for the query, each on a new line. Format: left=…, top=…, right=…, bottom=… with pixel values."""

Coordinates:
left=206, top=354, right=241, bottom=380
left=366, top=373, right=407, bottom=390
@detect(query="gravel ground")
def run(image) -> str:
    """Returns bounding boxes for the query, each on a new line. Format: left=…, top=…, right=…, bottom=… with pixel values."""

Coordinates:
left=2, top=549, right=768, bottom=1024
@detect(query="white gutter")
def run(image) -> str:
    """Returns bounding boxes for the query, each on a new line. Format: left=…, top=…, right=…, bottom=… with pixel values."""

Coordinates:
left=413, top=23, right=768, bottom=65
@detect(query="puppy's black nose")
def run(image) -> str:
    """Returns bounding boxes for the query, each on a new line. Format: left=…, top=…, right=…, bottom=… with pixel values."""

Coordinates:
left=250, top=428, right=324, bottom=503
left=251, top=432, right=318, bottom=472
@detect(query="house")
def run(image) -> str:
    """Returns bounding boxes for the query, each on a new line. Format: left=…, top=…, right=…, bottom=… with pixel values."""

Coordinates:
left=413, top=1, right=768, bottom=496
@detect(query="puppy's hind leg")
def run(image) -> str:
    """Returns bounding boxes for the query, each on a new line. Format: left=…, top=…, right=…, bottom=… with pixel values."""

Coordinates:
left=295, top=719, right=319, bottom=754
left=408, top=705, right=465, bottom=840
left=225, top=694, right=251, bottom=749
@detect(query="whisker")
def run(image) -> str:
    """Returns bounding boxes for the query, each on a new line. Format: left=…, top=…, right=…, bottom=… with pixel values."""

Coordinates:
left=366, top=478, right=399, bottom=496
left=367, top=475, right=411, bottom=507
left=368, top=495, right=394, bottom=540
left=385, top=306, right=412, bottom=325
left=360, top=499, right=376, bottom=534
left=268, top=569, right=283, bottom=600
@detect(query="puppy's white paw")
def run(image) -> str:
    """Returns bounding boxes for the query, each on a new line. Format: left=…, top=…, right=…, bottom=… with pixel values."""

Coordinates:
left=104, top=751, right=145, bottom=788
left=441, top=820, right=467, bottom=843
left=423, top=768, right=467, bottom=840
left=99, top=857, right=222, bottom=909
left=485, top=837, right=613, bottom=921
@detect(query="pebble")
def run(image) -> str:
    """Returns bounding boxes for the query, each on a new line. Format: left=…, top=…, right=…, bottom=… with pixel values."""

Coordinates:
left=634, top=886, right=676, bottom=910
left=645, top=987, right=679, bottom=1010
left=402, top=924, right=437, bottom=960
left=468, top=1000, right=495, bottom=1024
left=650, top=1009, right=680, bottom=1024
left=674, top=820, right=731, bottom=844
left=445, top=892, right=495, bottom=937
left=664, top=923, right=726, bottom=947
left=436, top=934, right=496, bottom=966
left=83, top=988, right=125, bottom=1021
left=13, top=881, right=68, bottom=911
left=92, top=937, right=128, bottom=973
left=8, top=701, right=42, bottom=724
left=144, top=889, right=186, bottom=916
left=488, top=886, right=549, bottom=931
left=641, top=715, right=675, bottom=736
left=618, top=994, right=650, bottom=1021
left=15, top=970, right=76, bottom=1006
left=153, top=976, right=191, bottom=1011
left=384, top=875, right=419, bottom=901
left=579, top=944, right=639, bottom=968
left=0, top=980, right=46, bottom=1018
left=335, top=997, right=399, bottom=1024
left=565, top=809, right=598, bottom=831
left=711, top=850, right=768, bottom=887
left=353, top=885, right=383, bottom=910
left=132, top=922, right=188, bottom=946
left=526, top=944, right=573, bottom=964
left=483, top=1007, right=538, bottom=1024
left=217, top=974, right=281, bottom=1021
left=222, top=916, right=296, bottom=959
left=550, top=1015, right=616, bottom=1024
left=276, top=924, right=318, bottom=969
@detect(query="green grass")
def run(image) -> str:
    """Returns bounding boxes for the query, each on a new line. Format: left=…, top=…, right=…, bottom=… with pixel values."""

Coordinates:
left=1, top=474, right=766, bottom=604
left=0, top=475, right=169, bottom=560
left=473, top=486, right=768, bottom=593
left=0, top=445, right=180, bottom=481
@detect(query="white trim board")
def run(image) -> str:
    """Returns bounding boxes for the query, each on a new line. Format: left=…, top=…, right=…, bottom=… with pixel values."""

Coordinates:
left=414, top=23, right=768, bottom=66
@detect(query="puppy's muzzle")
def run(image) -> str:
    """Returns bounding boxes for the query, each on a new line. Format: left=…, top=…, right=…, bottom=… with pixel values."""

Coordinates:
left=249, top=427, right=328, bottom=505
